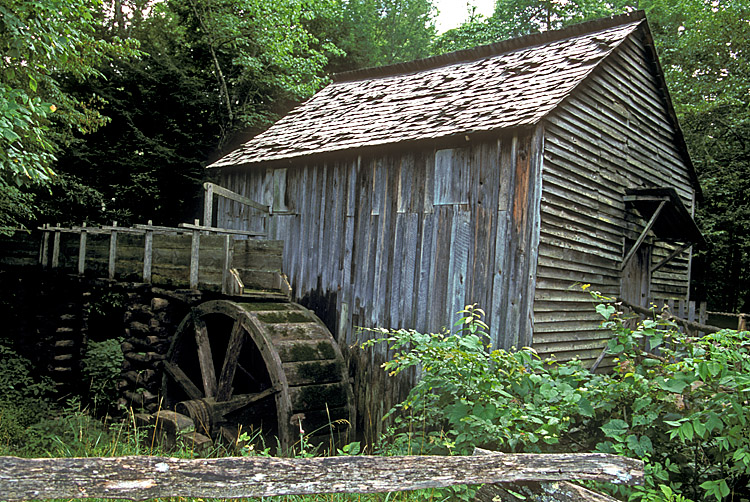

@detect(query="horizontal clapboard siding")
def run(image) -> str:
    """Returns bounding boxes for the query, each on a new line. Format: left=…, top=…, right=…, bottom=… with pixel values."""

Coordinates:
left=536, top=30, right=696, bottom=365
left=218, top=128, right=543, bottom=440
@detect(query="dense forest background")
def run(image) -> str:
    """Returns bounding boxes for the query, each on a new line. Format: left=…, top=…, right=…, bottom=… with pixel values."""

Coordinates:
left=1, top=0, right=748, bottom=311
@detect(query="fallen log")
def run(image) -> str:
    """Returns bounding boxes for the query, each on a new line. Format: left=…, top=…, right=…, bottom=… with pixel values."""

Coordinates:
left=473, top=448, right=624, bottom=502
left=0, top=452, right=643, bottom=501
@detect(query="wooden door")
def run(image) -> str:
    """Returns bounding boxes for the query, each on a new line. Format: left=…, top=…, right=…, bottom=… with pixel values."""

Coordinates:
left=621, top=244, right=651, bottom=307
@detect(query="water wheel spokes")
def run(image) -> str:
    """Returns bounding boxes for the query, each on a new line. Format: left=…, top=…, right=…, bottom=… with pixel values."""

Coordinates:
left=216, top=319, right=245, bottom=402
left=192, top=313, right=217, bottom=398
left=163, top=303, right=284, bottom=444
left=162, top=300, right=353, bottom=451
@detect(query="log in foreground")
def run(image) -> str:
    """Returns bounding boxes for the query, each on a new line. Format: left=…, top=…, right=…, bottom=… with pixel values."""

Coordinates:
left=0, top=453, right=643, bottom=501
left=473, top=449, right=625, bottom=502
left=474, top=481, right=622, bottom=502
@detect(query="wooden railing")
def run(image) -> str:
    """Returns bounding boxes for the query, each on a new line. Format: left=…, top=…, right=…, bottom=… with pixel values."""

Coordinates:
left=0, top=449, right=642, bottom=501
left=30, top=221, right=289, bottom=298
left=203, top=182, right=270, bottom=229
left=650, top=297, right=707, bottom=327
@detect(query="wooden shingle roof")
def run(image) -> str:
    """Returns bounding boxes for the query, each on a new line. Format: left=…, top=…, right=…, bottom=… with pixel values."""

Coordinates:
left=210, top=12, right=646, bottom=168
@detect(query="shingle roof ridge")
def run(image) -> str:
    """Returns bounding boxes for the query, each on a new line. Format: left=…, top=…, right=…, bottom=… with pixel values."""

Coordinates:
left=333, top=10, right=646, bottom=84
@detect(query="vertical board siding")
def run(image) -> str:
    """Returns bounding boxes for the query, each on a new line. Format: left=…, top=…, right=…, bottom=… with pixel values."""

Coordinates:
left=536, top=31, right=696, bottom=365
left=217, top=130, right=542, bottom=439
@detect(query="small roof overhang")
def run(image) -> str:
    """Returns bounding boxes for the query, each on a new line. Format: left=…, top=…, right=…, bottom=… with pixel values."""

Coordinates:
left=620, top=187, right=705, bottom=273
left=624, top=187, right=705, bottom=246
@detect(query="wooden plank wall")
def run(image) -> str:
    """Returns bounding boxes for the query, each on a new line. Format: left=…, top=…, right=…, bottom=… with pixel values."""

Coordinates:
left=537, top=29, right=696, bottom=365
left=217, top=128, right=544, bottom=440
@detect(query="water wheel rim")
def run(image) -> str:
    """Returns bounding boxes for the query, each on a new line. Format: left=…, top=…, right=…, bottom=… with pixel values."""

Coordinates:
left=163, top=300, right=293, bottom=449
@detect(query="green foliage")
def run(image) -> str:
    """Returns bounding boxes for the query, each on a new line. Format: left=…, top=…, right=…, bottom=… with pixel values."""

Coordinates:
left=366, top=305, right=601, bottom=457
left=431, top=0, right=634, bottom=54
left=0, top=185, right=36, bottom=234
left=0, top=0, right=139, bottom=188
left=81, top=338, right=125, bottom=411
left=337, top=0, right=437, bottom=68
left=0, top=343, right=54, bottom=454
left=169, top=0, right=343, bottom=148
left=368, top=299, right=750, bottom=501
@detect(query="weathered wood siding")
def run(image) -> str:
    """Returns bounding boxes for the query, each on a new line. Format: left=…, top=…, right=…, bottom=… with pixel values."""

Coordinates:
left=536, top=29, right=696, bottom=364
left=217, top=128, right=543, bottom=439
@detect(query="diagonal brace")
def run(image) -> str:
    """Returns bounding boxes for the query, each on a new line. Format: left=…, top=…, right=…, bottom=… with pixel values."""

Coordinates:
left=620, top=200, right=666, bottom=272
left=650, top=242, right=692, bottom=274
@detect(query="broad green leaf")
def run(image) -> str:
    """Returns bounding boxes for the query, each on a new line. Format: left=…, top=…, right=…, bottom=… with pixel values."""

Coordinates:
left=657, top=377, right=688, bottom=394
left=680, top=421, right=694, bottom=441
left=596, top=304, right=616, bottom=320
left=693, top=419, right=706, bottom=438
left=601, top=419, right=629, bottom=439
left=578, top=397, right=594, bottom=417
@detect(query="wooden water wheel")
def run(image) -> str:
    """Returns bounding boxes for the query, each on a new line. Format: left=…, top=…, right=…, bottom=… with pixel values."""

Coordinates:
left=161, top=300, right=354, bottom=451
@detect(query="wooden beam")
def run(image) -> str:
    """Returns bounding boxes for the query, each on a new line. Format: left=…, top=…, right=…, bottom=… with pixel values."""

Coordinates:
left=133, top=223, right=189, bottom=235
left=221, top=234, right=231, bottom=294
left=77, top=223, right=87, bottom=275
left=204, top=182, right=214, bottom=227
left=620, top=200, right=666, bottom=272
left=216, top=319, right=245, bottom=402
left=163, top=361, right=202, bottom=401
left=650, top=242, right=691, bottom=274
left=143, top=220, right=153, bottom=283
left=190, top=221, right=200, bottom=289
left=51, top=224, right=61, bottom=269
left=193, top=313, right=217, bottom=397
left=178, top=222, right=265, bottom=237
left=472, top=448, right=623, bottom=502
left=474, top=480, right=621, bottom=502
left=203, top=182, right=270, bottom=214
left=108, top=221, right=118, bottom=280
left=39, top=224, right=50, bottom=267
left=0, top=452, right=643, bottom=501
left=617, top=298, right=721, bottom=334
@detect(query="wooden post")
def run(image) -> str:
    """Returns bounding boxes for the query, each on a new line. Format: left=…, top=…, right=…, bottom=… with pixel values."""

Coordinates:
left=204, top=183, right=214, bottom=228
left=51, top=223, right=61, bottom=269
left=39, top=224, right=50, bottom=267
left=221, top=234, right=231, bottom=294
left=738, top=314, right=747, bottom=332
left=77, top=223, right=87, bottom=275
left=143, top=220, right=153, bottom=283
left=688, top=301, right=696, bottom=323
left=190, top=219, right=200, bottom=289
left=108, top=221, right=118, bottom=280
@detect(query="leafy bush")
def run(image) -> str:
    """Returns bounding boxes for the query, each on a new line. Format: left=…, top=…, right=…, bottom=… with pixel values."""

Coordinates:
left=366, top=299, right=750, bottom=501
left=81, top=337, right=124, bottom=411
left=0, top=342, right=54, bottom=453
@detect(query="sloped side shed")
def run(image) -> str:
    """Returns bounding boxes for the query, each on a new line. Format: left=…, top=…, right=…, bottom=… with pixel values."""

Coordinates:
left=209, top=12, right=703, bottom=438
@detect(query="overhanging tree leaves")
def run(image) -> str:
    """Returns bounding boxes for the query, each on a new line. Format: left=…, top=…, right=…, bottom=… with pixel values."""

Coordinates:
left=170, top=0, right=343, bottom=149
left=432, top=0, right=633, bottom=54
left=337, top=0, right=437, bottom=68
left=0, top=0, right=138, bottom=187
